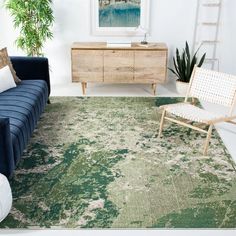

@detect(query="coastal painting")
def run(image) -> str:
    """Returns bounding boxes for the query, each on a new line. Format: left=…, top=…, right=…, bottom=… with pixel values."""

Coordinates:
left=99, top=0, right=141, bottom=27
left=91, top=0, right=150, bottom=36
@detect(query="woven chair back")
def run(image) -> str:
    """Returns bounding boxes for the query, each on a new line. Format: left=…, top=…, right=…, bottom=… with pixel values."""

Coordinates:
left=189, top=67, right=236, bottom=108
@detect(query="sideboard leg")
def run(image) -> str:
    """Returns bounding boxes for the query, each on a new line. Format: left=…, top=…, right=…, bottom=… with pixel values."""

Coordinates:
left=152, top=84, right=157, bottom=96
left=81, top=82, right=86, bottom=95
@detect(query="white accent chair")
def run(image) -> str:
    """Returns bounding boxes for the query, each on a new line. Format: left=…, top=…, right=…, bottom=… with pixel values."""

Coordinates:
left=158, top=66, right=236, bottom=155
left=0, top=174, right=12, bottom=222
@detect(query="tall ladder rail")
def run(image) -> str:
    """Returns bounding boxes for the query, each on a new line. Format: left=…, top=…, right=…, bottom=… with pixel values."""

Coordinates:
left=192, top=0, right=222, bottom=71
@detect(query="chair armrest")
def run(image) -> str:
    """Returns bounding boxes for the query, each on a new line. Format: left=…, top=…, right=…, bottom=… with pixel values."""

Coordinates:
left=10, top=56, right=51, bottom=96
left=0, top=118, right=14, bottom=178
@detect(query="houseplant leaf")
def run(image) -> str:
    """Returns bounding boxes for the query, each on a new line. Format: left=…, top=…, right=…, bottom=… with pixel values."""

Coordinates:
left=198, top=53, right=207, bottom=67
left=169, top=41, right=206, bottom=83
left=5, top=0, right=54, bottom=56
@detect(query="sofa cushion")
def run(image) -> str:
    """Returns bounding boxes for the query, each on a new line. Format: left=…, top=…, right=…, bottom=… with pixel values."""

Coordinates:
left=0, top=80, right=48, bottom=164
left=0, top=65, right=16, bottom=93
left=0, top=48, right=21, bottom=83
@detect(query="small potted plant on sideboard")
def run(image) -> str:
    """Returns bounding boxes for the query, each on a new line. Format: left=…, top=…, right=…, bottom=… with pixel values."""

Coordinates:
left=169, top=42, right=206, bottom=95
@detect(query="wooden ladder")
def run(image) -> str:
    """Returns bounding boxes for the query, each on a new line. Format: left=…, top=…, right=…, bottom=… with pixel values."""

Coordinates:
left=192, top=0, right=222, bottom=71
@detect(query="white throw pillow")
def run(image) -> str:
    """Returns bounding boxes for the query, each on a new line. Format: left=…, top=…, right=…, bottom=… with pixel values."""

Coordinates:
left=0, top=65, right=16, bottom=93
left=0, top=174, right=12, bottom=222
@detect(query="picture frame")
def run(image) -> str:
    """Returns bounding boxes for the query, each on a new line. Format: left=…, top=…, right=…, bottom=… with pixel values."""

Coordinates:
left=91, top=0, right=150, bottom=36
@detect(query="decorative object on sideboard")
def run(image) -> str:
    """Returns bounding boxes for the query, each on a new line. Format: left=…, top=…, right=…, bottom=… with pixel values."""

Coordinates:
left=136, top=25, right=148, bottom=45
left=106, top=41, right=132, bottom=48
left=5, top=0, right=54, bottom=56
left=0, top=174, right=12, bottom=223
left=169, top=41, right=206, bottom=95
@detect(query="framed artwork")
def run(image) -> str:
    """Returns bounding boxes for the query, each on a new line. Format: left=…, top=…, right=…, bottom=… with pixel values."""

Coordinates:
left=91, top=0, right=150, bottom=36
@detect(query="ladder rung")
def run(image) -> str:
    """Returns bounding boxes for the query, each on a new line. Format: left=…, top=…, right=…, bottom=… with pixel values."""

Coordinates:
left=202, top=3, right=221, bottom=7
left=205, top=58, right=219, bottom=62
left=196, top=40, right=219, bottom=44
left=201, top=22, right=218, bottom=26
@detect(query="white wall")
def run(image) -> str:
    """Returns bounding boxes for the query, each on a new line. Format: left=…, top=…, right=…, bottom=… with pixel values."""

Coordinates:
left=0, top=0, right=235, bottom=85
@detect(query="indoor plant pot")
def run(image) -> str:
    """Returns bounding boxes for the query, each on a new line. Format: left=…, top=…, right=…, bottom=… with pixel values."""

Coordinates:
left=169, top=42, right=206, bottom=95
left=176, top=80, right=189, bottom=95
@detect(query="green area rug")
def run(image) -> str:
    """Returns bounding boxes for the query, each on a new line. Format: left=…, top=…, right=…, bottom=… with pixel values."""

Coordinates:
left=1, top=97, right=236, bottom=229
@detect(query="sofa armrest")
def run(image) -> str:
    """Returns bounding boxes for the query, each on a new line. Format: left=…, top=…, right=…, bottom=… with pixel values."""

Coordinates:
left=10, top=56, right=51, bottom=96
left=0, top=118, right=14, bottom=178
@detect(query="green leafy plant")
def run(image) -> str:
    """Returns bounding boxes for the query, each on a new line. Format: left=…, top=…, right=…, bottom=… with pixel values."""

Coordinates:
left=5, top=0, right=54, bottom=56
left=169, top=42, right=206, bottom=83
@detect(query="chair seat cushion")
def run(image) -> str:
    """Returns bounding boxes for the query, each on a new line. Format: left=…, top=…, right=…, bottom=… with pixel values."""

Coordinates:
left=163, top=103, right=224, bottom=123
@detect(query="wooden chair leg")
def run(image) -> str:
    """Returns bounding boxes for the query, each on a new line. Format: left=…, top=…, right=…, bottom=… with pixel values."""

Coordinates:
left=158, top=110, right=166, bottom=138
left=203, top=125, right=213, bottom=155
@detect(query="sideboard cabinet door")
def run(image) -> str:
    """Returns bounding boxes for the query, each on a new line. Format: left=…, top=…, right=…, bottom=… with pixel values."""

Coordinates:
left=134, top=51, right=167, bottom=83
left=104, top=50, right=134, bottom=82
left=72, top=50, right=104, bottom=82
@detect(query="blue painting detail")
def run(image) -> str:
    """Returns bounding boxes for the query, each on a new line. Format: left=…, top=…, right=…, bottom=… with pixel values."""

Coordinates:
left=99, top=3, right=140, bottom=27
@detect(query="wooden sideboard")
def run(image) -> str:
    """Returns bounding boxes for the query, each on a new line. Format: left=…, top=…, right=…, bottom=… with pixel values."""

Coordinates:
left=71, top=42, right=168, bottom=95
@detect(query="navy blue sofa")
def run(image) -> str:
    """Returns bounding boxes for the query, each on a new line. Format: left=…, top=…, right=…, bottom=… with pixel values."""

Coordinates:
left=0, top=57, right=50, bottom=178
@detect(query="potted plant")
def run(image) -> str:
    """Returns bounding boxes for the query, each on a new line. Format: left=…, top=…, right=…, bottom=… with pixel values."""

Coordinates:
left=169, top=42, right=206, bottom=95
left=5, top=0, right=54, bottom=56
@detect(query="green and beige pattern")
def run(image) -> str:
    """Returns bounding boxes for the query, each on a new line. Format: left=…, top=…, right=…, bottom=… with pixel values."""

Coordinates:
left=1, top=97, right=236, bottom=228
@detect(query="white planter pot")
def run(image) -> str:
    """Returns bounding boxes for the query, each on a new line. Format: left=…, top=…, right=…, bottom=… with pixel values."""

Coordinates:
left=176, top=81, right=189, bottom=96
left=0, top=174, right=12, bottom=222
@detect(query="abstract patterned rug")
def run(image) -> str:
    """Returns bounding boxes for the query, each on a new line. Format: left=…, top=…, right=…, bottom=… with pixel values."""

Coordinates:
left=1, top=97, right=236, bottom=229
